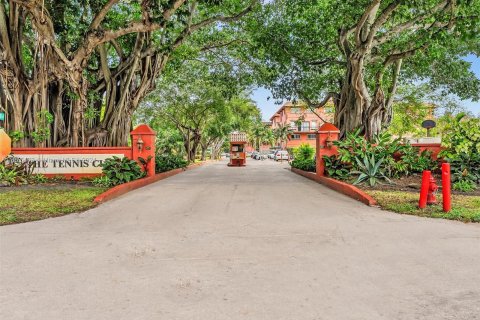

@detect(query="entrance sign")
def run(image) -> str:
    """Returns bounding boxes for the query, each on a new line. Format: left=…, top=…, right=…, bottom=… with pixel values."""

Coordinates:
left=8, top=124, right=156, bottom=180
left=8, top=154, right=124, bottom=174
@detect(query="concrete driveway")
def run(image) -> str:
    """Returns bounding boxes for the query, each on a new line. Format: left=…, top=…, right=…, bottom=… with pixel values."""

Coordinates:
left=1, top=160, right=479, bottom=319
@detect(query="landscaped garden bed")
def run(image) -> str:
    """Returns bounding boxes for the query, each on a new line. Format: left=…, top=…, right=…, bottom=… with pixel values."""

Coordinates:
left=291, top=115, right=480, bottom=222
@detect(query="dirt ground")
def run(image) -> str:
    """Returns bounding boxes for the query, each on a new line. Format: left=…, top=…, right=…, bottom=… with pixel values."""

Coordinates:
left=359, top=173, right=480, bottom=196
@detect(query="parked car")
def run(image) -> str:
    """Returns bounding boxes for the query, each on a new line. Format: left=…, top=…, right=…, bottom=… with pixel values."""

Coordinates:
left=251, top=151, right=259, bottom=159
left=274, top=150, right=289, bottom=161
left=267, top=151, right=276, bottom=159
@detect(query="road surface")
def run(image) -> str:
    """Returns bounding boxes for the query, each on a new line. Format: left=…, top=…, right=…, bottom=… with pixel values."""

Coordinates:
left=1, top=160, right=479, bottom=319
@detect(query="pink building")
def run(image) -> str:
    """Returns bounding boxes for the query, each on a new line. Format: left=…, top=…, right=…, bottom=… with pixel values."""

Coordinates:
left=270, top=101, right=333, bottom=149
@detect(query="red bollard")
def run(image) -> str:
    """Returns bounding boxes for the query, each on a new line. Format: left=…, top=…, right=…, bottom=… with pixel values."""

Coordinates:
left=419, top=170, right=431, bottom=209
left=442, top=163, right=451, bottom=212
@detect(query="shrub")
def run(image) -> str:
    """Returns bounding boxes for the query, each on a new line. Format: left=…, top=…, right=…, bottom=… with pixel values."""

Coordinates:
left=32, top=174, right=48, bottom=184
left=335, top=130, right=437, bottom=179
left=0, top=159, right=32, bottom=186
left=322, top=155, right=350, bottom=180
left=101, top=156, right=144, bottom=186
left=453, top=180, right=477, bottom=192
left=293, top=144, right=315, bottom=161
left=291, top=158, right=316, bottom=172
left=92, top=176, right=113, bottom=188
left=440, top=114, right=480, bottom=190
left=155, top=154, right=188, bottom=173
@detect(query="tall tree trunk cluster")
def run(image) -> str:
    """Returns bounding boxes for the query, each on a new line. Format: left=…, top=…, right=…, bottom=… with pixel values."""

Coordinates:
left=0, top=0, right=257, bottom=147
left=325, top=0, right=456, bottom=139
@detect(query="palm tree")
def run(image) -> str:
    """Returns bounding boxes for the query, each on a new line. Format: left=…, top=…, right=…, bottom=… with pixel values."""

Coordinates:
left=274, top=124, right=293, bottom=150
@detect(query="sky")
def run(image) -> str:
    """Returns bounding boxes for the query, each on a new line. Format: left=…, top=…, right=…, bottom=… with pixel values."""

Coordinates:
left=251, top=55, right=480, bottom=121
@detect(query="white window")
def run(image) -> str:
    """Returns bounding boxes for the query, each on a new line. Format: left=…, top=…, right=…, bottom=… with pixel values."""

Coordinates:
left=291, top=134, right=301, bottom=140
left=307, top=134, right=316, bottom=140
left=301, top=121, right=310, bottom=132
left=311, top=121, right=318, bottom=130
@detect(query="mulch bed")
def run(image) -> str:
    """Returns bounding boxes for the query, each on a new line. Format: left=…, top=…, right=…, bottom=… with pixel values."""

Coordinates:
left=358, top=174, right=480, bottom=197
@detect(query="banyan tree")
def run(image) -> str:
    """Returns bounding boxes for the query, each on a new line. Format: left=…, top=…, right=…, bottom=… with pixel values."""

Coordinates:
left=0, top=0, right=257, bottom=147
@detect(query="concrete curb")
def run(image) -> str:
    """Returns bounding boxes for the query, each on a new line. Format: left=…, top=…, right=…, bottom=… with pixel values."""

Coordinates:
left=94, top=162, right=205, bottom=203
left=291, top=167, right=377, bottom=206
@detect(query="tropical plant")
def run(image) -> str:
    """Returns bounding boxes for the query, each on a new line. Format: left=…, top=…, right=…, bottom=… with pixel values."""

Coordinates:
left=322, top=155, right=350, bottom=180
left=101, top=157, right=144, bottom=186
left=293, top=144, right=315, bottom=161
left=92, top=176, right=113, bottom=188
left=440, top=114, right=480, bottom=189
left=0, top=160, right=32, bottom=186
left=291, top=158, right=316, bottom=172
left=274, top=124, right=293, bottom=149
left=352, top=154, right=391, bottom=187
left=32, top=174, right=49, bottom=184
left=155, top=154, right=188, bottom=174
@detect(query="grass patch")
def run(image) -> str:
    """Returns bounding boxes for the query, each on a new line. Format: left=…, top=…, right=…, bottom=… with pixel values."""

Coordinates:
left=368, top=190, right=480, bottom=223
left=0, top=187, right=106, bottom=225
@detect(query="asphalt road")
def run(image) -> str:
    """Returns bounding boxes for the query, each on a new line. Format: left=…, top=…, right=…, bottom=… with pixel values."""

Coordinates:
left=1, top=160, right=479, bottom=319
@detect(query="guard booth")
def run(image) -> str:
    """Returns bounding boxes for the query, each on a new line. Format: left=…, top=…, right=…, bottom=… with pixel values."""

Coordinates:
left=228, top=132, right=247, bottom=167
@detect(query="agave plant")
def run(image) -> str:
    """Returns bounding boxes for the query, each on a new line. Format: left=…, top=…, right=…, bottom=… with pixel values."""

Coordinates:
left=352, top=153, right=391, bottom=187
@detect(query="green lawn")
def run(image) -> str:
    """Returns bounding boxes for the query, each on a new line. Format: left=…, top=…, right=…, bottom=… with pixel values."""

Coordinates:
left=0, top=188, right=106, bottom=225
left=368, top=191, right=480, bottom=223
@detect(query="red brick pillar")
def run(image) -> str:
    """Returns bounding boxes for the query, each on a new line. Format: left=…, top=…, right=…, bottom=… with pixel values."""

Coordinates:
left=316, top=123, right=340, bottom=176
left=130, top=124, right=156, bottom=177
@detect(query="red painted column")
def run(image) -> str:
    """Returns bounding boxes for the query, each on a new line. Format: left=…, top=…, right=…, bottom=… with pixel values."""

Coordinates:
left=130, top=124, right=156, bottom=177
left=442, top=163, right=451, bottom=212
left=316, top=123, right=340, bottom=176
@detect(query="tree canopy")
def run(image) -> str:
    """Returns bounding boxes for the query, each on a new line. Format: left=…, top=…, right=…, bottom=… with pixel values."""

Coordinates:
left=0, top=0, right=257, bottom=147
left=245, top=0, right=480, bottom=138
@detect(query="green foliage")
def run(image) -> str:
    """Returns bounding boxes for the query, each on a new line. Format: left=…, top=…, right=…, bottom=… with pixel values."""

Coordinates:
left=0, top=188, right=105, bottom=225
left=440, top=114, right=480, bottom=189
left=0, top=160, right=32, bottom=186
left=30, top=111, right=54, bottom=144
left=8, top=130, right=25, bottom=143
left=291, top=158, right=316, bottom=172
left=293, top=143, right=315, bottom=161
left=322, top=155, right=350, bottom=180
left=352, top=154, right=391, bottom=187
left=246, top=0, right=480, bottom=109
left=101, top=156, right=144, bottom=186
left=92, top=176, right=113, bottom=188
left=155, top=154, right=188, bottom=173
left=369, top=191, right=480, bottom=223
left=335, top=130, right=437, bottom=180
left=453, top=180, right=477, bottom=193
left=32, top=174, right=48, bottom=184
left=273, top=124, right=293, bottom=149
left=441, top=114, right=480, bottom=158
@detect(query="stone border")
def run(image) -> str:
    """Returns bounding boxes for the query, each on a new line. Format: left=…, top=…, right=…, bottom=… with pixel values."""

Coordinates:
left=291, top=167, right=377, bottom=206
left=94, top=162, right=205, bottom=203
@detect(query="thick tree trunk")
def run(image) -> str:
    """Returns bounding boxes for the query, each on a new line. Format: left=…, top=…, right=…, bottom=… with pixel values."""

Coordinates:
left=201, top=145, right=207, bottom=161
left=336, top=54, right=390, bottom=140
